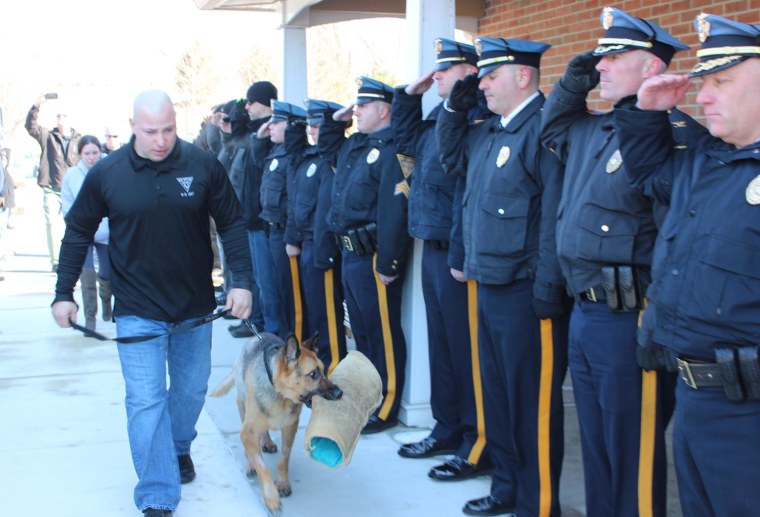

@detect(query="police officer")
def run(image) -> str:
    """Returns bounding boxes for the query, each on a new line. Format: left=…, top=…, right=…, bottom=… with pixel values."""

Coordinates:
left=392, top=38, right=491, bottom=483
left=284, top=98, right=348, bottom=372
left=613, top=13, right=760, bottom=516
left=438, top=37, right=569, bottom=517
left=252, top=100, right=309, bottom=339
left=541, top=8, right=705, bottom=516
left=326, top=77, right=411, bottom=434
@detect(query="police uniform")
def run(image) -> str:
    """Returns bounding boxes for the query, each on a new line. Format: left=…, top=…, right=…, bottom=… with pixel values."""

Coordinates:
left=326, top=77, right=411, bottom=430
left=541, top=8, right=705, bottom=516
left=284, top=98, right=347, bottom=373
left=392, top=38, right=490, bottom=474
left=438, top=38, right=569, bottom=517
left=613, top=14, right=760, bottom=516
left=252, top=101, right=308, bottom=338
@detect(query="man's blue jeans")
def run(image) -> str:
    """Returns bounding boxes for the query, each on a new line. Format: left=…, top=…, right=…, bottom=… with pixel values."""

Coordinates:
left=115, top=314, right=212, bottom=512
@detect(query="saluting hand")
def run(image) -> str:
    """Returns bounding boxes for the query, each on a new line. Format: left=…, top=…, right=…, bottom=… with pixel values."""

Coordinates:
left=636, top=74, right=692, bottom=111
left=405, top=70, right=435, bottom=96
left=561, top=51, right=601, bottom=94
left=257, top=120, right=272, bottom=139
left=333, top=104, right=355, bottom=122
left=447, top=73, right=479, bottom=111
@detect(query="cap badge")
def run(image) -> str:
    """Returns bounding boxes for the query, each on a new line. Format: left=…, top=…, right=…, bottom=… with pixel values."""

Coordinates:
left=606, top=149, right=623, bottom=174
left=474, top=38, right=483, bottom=56
left=355, top=77, right=364, bottom=88
left=367, top=148, right=380, bottom=164
left=269, top=158, right=279, bottom=172
left=496, top=146, right=511, bottom=168
left=602, top=7, right=614, bottom=31
left=746, top=175, right=760, bottom=205
left=697, top=13, right=711, bottom=43
left=306, top=163, right=317, bottom=178
left=434, top=39, right=443, bottom=56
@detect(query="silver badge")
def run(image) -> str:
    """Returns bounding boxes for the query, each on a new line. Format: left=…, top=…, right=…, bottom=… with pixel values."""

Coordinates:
left=606, top=149, right=623, bottom=174
left=746, top=175, right=760, bottom=205
left=306, top=163, right=317, bottom=178
left=367, top=148, right=380, bottom=164
left=495, top=146, right=510, bottom=168
left=269, top=158, right=279, bottom=172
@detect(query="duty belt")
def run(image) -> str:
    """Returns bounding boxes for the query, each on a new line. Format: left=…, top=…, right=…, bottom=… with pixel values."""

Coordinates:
left=676, top=358, right=724, bottom=389
left=269, top=222, right=285, bottom=231
left=579, top=285, right=606, bottom=302
left=340, top=234, right=356, bottom=252
left=425, top=239, right=449, bottom=251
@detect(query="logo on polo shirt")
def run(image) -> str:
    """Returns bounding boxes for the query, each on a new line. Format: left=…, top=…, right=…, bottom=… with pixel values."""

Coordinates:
left=177, top=177, right=195, bottom=197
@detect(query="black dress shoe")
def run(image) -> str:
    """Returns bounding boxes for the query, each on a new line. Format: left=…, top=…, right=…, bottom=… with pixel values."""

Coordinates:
left=228, top=323, right=255, bottom=338
left=361, top=415, right=398, bottom=434
left=177, top=454, right=196, bottom=484
left=428, top=456, right=491, bottom=481
left=143, top=509, right=173, bottom=517
left=398, top=436, right=458, bottom=458
left=462, top=495, right=515, bottom=516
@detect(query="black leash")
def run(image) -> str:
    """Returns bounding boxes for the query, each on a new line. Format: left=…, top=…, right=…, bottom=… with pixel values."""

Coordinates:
left=69, top=308, right=232, bottom=343
left=243, top=321, right=279, bottom=386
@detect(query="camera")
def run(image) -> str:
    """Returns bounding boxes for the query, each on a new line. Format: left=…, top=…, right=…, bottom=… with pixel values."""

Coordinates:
left=44, top=92, right=59, bottom=100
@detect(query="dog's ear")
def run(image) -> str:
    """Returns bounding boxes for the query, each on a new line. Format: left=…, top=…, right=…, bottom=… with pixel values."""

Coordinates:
left=302, top=331, right=319, bottom=352
left=284, top=333, right=301, bottom=361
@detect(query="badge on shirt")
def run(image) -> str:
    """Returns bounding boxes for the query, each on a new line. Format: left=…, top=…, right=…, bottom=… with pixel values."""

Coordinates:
left=606, top=149, right=623, bottom=174
left=269, top=158, right=279, bottom=171
left=306, top=163, right=317, bottom=178
left=746, top=175, right=760, bottom=205
left=496, top=146, right=510, bottom=168
left=367, top=148, right=380, bottom=164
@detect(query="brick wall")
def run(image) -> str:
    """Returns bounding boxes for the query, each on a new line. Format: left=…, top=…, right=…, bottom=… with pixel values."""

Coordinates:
left=476, top=0, right=760, bottom=117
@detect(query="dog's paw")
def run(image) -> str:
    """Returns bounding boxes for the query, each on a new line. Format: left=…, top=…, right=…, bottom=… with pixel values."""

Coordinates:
left=246, top=466, right=257, bottom=478
left=261, top=442, right=278, bottom=454
left=275, top=479, right=292, bottom=497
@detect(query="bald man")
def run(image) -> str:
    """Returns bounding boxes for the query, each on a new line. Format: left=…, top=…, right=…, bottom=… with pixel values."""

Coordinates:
left=52, top=90, right=253, bottom=517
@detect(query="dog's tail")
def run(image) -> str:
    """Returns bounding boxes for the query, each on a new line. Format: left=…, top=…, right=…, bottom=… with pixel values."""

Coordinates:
left=209, top=372, right=235, bottom=397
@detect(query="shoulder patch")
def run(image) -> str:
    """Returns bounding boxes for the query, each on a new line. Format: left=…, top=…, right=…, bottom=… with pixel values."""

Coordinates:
left=396, top=153, right=415, bottom=179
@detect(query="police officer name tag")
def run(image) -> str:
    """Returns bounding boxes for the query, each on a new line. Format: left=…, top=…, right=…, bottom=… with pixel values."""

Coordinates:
left=496, top=146, right=510, bottom=168
left=606, top=149, right=623, bottom=174
left=746, top=175, right=760, bottom=205
left=269, top=158, right=279, bottom=171
left=367, top=148, right=380, bottom=164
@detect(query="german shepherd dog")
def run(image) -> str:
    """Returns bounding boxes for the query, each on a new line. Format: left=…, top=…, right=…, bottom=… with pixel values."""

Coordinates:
left=210, top=332, right=342, bottom=514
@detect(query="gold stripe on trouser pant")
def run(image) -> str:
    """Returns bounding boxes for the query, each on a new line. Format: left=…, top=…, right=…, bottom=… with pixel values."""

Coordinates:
left=637, top=298, right=656, bottom=517
left=538, top=318, right=555, bottom=517
left=323, top=268, right=340, bottom=376
left=466, top=280, right=487, bottom=464
left=373, top=255, right=397, bottom=421
left=289, top=256, right=304, bottom=342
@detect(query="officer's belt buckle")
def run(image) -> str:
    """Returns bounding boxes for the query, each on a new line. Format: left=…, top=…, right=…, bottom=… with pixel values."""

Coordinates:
left=586, top=287, right=599, bottom=302
left=676, top=358, right=698, bottom=389
left=341, top=235, right=354, bottom=252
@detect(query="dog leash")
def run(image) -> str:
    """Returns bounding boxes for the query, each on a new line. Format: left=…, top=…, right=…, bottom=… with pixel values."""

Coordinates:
left=68, top=308, right=232, bottom=343
left=243, top=321, right=282, bottom=385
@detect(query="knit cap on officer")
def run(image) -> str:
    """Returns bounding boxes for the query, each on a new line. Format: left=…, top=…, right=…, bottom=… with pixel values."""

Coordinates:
left=474, top=37, right=551, bottom=77
left=270, top=100, right=307, bottom=122
left=246, top=81, right=278, bottom=107
left=593, top=6, right=689, bottom=65
left=355, top=77, right=394, bottom=105
left=434, top=37, right=478, bottom=71
left=304, top=98, right=344, bottom=126
left=690, top=13, right=760, bottom=77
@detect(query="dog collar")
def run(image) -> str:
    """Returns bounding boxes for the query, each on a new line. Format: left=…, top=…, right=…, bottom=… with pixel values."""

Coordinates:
left=263, top=341, right=282, bottom=385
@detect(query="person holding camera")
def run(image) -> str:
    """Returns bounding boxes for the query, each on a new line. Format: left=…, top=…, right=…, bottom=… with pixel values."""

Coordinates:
left=25, top=92, right=81, bottom=272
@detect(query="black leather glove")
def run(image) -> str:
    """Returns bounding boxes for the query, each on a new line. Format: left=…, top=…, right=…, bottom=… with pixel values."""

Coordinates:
left=532, top=298, right=566, bottom=320
left=560, top=51, right=601, bottom=94
left=447, top=74, right=479, bottom=112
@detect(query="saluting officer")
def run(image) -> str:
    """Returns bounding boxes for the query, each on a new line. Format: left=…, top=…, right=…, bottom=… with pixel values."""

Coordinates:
left=438, top=37, right=569, bottom=517
left=284, top=98, right=348, bottom=372
left=392, top=38, right=491, bottom=484
left=541, top=8, right=705, bottom=516
left=253, top=101, right=309, bottom=339
left=326, top=77, right=411, bottom=434
left=613, top=13, right=760, bottom=516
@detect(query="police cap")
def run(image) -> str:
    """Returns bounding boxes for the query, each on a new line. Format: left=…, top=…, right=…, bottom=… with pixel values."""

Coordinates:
left=355, top=76, right=394, bottom=105
left=434, top=37, right=478, bottom=71
left=593, top=7, right=689, bottom=65
left=304, top=98, right=344, bottom=126
left=474, top=37, right=551, bottom=78
left=690, top=13, right=760, bottom=77
left=270, top=100, right=307, bottom=123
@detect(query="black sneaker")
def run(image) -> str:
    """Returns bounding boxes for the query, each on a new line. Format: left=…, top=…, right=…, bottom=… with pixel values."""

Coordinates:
left=177, top=454, right=196, bottom=484
left=229, top=323, right=255, bottom=338
left=143, top=509, right=173, bottom=517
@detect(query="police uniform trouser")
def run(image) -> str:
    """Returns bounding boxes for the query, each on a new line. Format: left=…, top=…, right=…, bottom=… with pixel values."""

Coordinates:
left=568, top=300, right=673, bottom=517
left=479, top=280, right=568, bottom=516
left=341, top=251, right=406, bottom=422
left=267, top=228, right=300, bottom=338
left=673, top=380, right=760, bottom=517
left=422, top=242, right=486, bottom=462
left=300, top=239, right=347, bottom=375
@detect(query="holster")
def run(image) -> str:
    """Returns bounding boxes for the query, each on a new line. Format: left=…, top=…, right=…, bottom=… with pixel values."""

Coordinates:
left=738, top=346, right=760, bottom=400
left=715, top=347, right=745, bottom=401
left=636, top=344, right=676, bottom=372
left=356, top=223, right=377, bottom=254
left=347, top=229, right=367, bottom=256
left=601, top=265, right=643, bottom=313
left=601, top=266, right=621, bottom=311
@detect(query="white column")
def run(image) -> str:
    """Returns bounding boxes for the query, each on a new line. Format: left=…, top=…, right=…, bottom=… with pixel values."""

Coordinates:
left=280, top=25, right=308, bottom=105
left=398, top=0, right=456, bottom=428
